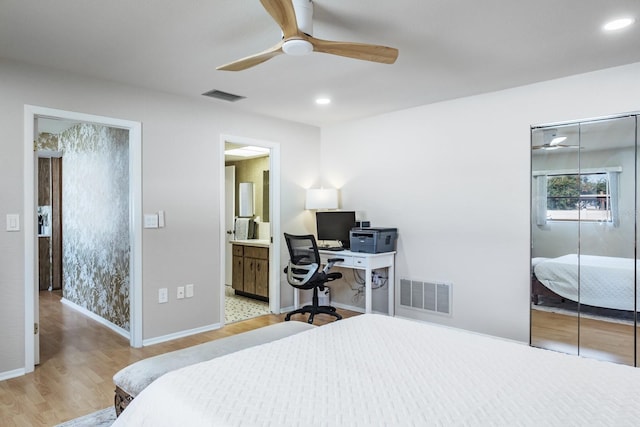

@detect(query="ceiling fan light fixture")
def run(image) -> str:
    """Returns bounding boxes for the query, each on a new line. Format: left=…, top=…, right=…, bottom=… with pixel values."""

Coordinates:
left=282, top=39, right=313, bottom=56
left=550, top=136, right=567, bottom=145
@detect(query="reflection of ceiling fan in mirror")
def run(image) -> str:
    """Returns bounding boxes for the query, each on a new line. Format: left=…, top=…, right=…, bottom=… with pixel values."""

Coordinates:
left=532, top=129, right=579, bottom=151
left=216, top=0, right=399, bottom=71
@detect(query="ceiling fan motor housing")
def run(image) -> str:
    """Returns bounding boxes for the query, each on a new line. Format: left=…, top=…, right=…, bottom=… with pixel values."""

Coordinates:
left=292, top=0, right=313, bottom=35
left=282, top=0, right=314, bottom=56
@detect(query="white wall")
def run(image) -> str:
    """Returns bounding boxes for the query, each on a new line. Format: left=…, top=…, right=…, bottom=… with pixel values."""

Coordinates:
left=321, top=62, right=640, bottom=342
left=0, top=59, right=320, bottom=375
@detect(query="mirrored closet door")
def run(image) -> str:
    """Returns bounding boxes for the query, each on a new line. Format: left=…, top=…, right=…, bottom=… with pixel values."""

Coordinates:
left=531, top=113, right=639, bottom=366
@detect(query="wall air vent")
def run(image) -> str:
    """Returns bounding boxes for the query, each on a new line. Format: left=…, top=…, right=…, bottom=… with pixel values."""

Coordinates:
left=400, top=279, right=452, bottom=316
left=202, top=89, right=246, bottom=102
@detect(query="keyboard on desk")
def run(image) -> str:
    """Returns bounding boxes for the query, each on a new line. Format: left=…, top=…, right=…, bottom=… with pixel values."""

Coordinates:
left=322, top=246, right=344, bottom=251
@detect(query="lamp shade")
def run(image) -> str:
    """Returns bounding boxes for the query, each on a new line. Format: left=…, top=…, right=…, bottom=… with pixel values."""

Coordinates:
left=305, top=188, right=339, bottom=210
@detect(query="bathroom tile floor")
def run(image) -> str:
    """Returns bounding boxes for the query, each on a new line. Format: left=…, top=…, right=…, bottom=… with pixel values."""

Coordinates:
left=224, top=285, right=270, bottom=324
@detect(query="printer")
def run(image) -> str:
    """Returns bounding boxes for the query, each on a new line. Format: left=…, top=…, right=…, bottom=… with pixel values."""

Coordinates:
left=349, top=228, right=398, bottom=253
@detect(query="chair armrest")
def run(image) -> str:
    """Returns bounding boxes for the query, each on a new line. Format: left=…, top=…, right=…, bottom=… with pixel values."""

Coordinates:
left=323, top=258, right=344, bottom=273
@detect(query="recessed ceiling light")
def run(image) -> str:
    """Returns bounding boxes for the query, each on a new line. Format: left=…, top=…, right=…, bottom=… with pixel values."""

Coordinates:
left=603, top=17, right=635, bottom=31
left=315, top=98, right=331, bottom=105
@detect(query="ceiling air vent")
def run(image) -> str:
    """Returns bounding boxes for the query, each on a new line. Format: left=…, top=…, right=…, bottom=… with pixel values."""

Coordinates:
left=202, top=89, right=246, bottom=102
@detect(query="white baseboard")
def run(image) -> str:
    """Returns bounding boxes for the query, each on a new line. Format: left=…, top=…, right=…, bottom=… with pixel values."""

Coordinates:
left=0, top=368, right=26, bottom=381
left=330, top=301, right=365, bottom=313
left=143, top=322, right=223, bottom=347
left=60, top=298, right=130, bottom=339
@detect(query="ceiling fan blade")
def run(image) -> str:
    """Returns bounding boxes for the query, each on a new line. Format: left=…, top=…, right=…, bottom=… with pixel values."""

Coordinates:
left=308, top=36, right=399, bottom=64
left=217, top=42, right=284, bottom=71
left=260, top=0, right=299, bottom=38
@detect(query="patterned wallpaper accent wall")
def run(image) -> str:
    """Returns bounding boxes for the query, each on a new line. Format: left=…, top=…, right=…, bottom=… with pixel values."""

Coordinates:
left=59, top=124, right=130, bottom=330
left=37, top=132, right=59, bottom=151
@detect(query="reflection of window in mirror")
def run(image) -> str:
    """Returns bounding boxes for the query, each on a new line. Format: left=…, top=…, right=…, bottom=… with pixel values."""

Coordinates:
left=546, top=172, right=611, bottom=222
left=533, top=168, right=620, bottom=226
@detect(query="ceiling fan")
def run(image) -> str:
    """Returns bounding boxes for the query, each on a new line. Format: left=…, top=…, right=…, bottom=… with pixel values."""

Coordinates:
left=217, top=0, right=399, bottom=71
left=532, top=129, right=579, bottom=151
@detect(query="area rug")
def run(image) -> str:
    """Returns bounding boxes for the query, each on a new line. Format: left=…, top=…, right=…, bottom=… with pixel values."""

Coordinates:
left=532, top=296, right=636, bottom=325
left=55, top=407, right=115, bottom=427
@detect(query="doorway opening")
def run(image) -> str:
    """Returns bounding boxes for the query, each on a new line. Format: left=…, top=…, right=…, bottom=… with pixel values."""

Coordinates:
left=24, top=105, right=142, bottom=373
left=220, top=135, right=281, bottom=324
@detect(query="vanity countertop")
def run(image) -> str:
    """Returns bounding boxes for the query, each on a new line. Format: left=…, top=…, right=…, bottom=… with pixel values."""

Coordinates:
left=232, top=239, right=270, bottom=248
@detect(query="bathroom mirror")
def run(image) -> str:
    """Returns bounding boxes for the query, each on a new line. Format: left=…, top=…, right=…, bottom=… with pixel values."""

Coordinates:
left=531, top=114, right=639, bottom=366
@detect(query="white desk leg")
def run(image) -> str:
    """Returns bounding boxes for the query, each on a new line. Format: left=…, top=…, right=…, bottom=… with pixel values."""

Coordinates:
left=365, top=266, right=372, bottom=314
left=388, top=262, right=395, bottom=316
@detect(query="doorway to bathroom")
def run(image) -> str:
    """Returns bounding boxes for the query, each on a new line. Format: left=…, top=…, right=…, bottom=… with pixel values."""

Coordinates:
left=220, top=135, right=281, bottom=324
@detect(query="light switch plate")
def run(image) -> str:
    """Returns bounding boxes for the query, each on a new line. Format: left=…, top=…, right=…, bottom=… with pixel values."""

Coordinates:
left=6, top=214, right=20, bottom=231
left=144, top=214, right=159, bottom=229
left=158, top=288, right=168, bottom=303
left=186, top=284, right=194, bottom=298
left=177, top=286, right=185, bottom=299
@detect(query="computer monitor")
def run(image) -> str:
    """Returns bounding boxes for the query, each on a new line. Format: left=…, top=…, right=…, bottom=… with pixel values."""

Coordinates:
left=315, top=211, right=356, bottom=249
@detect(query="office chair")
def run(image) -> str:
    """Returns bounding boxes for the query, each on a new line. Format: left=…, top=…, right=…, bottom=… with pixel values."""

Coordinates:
left=283, top=233, right=343, bottom=324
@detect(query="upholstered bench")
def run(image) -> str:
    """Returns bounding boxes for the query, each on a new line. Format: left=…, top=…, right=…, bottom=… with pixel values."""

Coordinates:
left=113, top=321, right=316, bottom=416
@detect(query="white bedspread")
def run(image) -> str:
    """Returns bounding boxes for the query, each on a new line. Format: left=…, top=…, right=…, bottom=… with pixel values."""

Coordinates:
left=114, top=315, right=640, bottom=426
left=534, top=254, right=640, bottom=311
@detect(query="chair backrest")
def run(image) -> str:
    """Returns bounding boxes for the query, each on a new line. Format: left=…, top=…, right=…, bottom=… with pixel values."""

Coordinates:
left=284, top=233, right=321, bottom=288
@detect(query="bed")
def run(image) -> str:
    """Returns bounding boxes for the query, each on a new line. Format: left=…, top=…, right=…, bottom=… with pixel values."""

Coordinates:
left=532, top=254, right=640, bottom=311
left=113, top=314, right=640, bottom=426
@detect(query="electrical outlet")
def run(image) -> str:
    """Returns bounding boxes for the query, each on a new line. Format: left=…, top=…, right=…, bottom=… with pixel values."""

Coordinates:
left=158, top=288, right=168, bottom=303
left=186, top=284, right=194, bottom=298
left=177, top=286, right=185, bottom=299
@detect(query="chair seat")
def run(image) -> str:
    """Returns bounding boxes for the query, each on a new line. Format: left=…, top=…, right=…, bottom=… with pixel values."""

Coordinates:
left=327, top=272, right=342, bottom=280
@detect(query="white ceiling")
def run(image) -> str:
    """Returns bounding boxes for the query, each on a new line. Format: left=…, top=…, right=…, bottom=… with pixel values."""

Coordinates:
left=2, top=0, right=639, bottom=127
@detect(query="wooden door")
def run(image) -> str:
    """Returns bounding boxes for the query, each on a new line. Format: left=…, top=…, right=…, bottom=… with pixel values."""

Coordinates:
left=38, top=158, right=52, bottom=291
left=51, top=158, right=62, bottom=290
left=254, top=259, right=269, bottom=298
left=243, top=257, right=256, bottom=295
left=232, top=255, right=244, bottom=291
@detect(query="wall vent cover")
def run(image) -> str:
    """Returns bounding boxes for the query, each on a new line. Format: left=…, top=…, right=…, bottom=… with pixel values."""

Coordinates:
left=400, top=279, right=452, bottom=316
left=202, top=89, right=246, bottom=102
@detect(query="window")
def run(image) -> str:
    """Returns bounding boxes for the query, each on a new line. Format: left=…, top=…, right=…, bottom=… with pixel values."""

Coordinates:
left=546, top=172, right=611, bottom=222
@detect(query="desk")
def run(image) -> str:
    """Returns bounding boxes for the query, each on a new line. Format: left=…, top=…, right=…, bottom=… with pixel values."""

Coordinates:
left=293, top=249, right=396, bottom=315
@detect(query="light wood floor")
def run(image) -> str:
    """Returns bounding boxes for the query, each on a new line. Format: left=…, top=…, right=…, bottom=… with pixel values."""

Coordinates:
left=0, top=291, right=359, bottom=426
left=531, top=308, right=639, bottom=366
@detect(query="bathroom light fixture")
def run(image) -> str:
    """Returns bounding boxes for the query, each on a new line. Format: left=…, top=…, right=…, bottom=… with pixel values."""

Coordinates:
left=315, top=98, right=331, bottom=105
left=305, top=188, right=339, bottom=210
left=603, top=17, right=635, bottom=31
left=224, top=145, right=270, bottom=157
